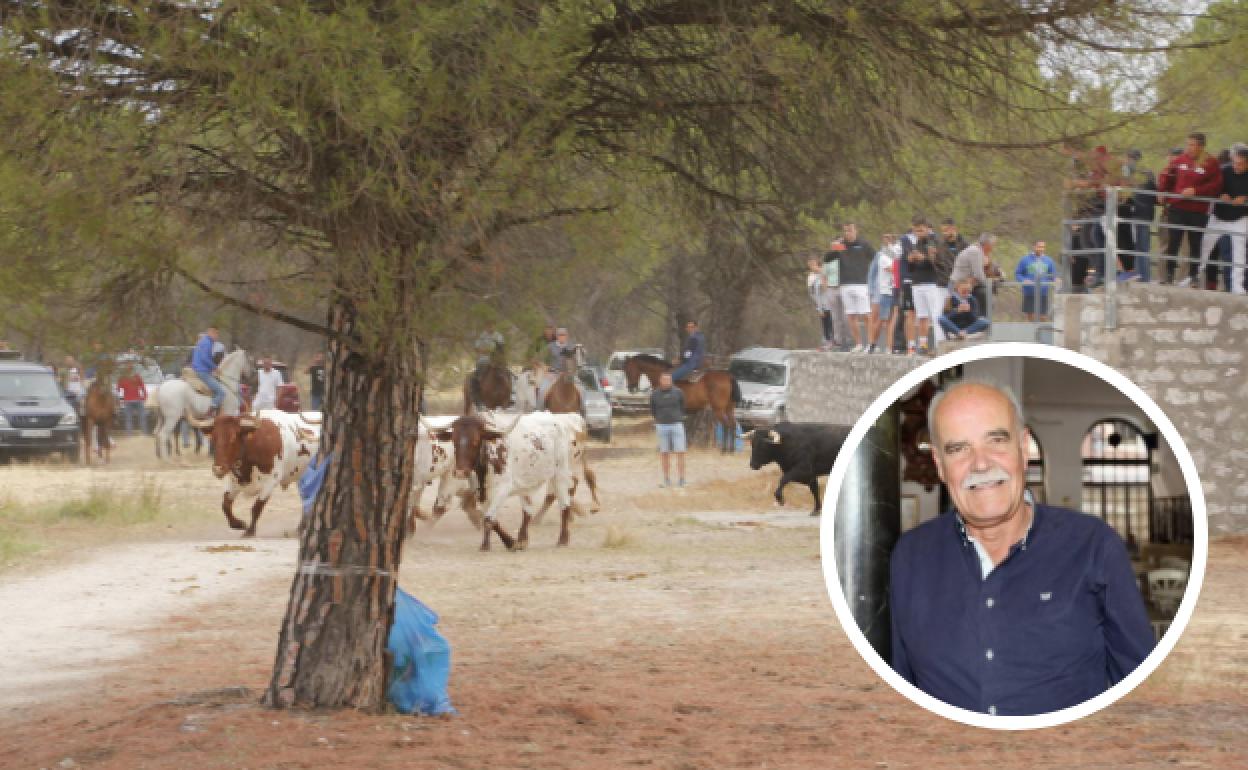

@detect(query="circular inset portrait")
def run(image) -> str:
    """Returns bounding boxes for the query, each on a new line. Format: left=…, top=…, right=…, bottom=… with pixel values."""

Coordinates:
left=819, top=343, right=1206, bottom=729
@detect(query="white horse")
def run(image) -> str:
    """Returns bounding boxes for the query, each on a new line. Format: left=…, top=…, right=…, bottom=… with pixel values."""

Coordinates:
left=153, top=350, right=253, bottom=459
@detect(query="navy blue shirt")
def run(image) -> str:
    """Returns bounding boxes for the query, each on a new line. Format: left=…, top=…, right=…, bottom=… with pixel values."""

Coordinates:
left=889, top=504, right=1155, bottom=717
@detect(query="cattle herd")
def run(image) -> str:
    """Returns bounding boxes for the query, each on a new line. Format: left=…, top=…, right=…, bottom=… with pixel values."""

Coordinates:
left=177, top=402, right=847, bottom=545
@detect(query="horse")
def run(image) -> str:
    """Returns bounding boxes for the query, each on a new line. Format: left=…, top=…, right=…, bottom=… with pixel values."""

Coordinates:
left=622, top=353, right=741, bottom=452
left=543, top=370, right=583, bottom=415
left=463, top=360, right=514, bottom=415
left=81, top=378, right=116, bottom=465
left=152, top=349, right=252, bottom=460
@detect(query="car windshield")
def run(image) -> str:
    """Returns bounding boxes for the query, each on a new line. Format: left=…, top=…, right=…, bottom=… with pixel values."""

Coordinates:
left=0, top=372, right=63, bottom=399
left=578, top=370, right=601, bottom=391
left=607, top=356, right=626, bottom=371
left=729, top=360, right=787, bottom=387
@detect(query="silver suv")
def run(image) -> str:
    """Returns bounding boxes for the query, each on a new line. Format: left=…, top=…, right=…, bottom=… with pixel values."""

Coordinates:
left=605, top=348, right=665, bottom=413
left=0, top=361, right=81, bottom=462
left=729, top=347, right=799, bottom=429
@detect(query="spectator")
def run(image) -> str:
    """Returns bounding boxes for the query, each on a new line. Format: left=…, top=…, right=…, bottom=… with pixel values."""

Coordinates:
left=868, top=233, right=901, bottom=354
left=806, top=257, right=835, bottom=351
left=649, top=372, right=686, bottom=488
left=936, top=218, right=969, bottom=286
left=938, top=278, right=990, bottom=340
left=906, top=222, right=944, bottom=355
left=1122, top=149, right=1157, bottom=282
left=821, top=240, right=850, bottom=350
left=307, top=352, right=326, bottom=411
left=1015, top=241, right=1058, bottom=321
left=897, top=216, right=925, bottom=354
left=950, top=233, right=997, bottom=319
left=1158, top=131, right=1222, bottom=287
left=671, top=320, right=705, bottom=382
left=836, top=222, right=875, bottom=353
left=253, top=356, right=283, bottom=412
left=116, top=364, right=148, bottom=434
left=1195, top=146, right=1248, bottom=295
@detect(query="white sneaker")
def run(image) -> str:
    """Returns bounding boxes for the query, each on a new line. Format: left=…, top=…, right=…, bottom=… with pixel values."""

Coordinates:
left=1178, top=276, right=1193, bottom=288
left=850, top=344, right=865, bottom=353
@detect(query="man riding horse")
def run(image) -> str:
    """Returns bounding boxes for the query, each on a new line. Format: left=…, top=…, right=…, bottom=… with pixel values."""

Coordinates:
left=671, top=320, right=706, bottom=382
left=468, top=320, right=508, bottom=410
left=192, top=325, right=226, bottom=419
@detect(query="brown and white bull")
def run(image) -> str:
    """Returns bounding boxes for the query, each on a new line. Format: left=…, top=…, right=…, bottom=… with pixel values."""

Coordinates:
left=436, top=411, right=589, bottom=551
left=191, top=410, right=319, bottom=537
left=409, top=414, right=481, bottom=531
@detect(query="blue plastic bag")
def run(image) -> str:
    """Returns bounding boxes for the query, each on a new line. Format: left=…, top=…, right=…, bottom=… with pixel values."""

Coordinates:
left=387, top=587, right=455, bottom=716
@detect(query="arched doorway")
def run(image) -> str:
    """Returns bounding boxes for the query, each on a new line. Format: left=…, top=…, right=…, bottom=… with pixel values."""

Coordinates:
left=1081, top=418, right=1151, bottom=543
left=1025, top=428, right=1045, bottom=505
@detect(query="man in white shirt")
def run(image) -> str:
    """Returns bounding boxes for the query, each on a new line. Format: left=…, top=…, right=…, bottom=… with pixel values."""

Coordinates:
left=253, top=357, right=284, bottom=412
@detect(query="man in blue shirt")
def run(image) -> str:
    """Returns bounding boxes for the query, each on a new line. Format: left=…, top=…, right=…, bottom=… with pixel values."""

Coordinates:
left=889, top=380, right=1155, bottom=717
left=671, top=320, right=705, bottom=382
left=191, top=325, right=226, bottom=417
left=1015, top=240, right=1058, bottom=321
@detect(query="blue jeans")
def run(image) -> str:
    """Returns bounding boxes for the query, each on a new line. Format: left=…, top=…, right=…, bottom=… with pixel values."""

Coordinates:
left=1133, top=223, right=1151, bottom=282
left=197, top=370, right=226, bottom=410
left=671, top=361, right=697, bottom=381
left=123, top=400, right=146, bottom=433
left=939, top=316, right=990, bottom=337
left=310, top=393, right=323, bottom=410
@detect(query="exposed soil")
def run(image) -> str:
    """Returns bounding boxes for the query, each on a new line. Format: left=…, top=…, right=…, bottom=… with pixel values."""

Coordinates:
left=0, top=423, right=1245, bottom=769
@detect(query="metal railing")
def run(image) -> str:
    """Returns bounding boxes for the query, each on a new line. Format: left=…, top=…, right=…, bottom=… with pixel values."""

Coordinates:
left=1061, top=185, right=1246, bottom=330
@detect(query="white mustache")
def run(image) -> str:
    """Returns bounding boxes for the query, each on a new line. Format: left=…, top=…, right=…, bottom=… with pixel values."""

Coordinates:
left=963, top=468, right=1010, bottom=491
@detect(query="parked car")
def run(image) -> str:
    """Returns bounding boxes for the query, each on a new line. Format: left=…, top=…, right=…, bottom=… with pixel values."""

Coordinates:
left=577, top=366, right=613, bottom=443
left=0, top=360, right=81, bottom=462
left=729, top=347, right=802, bottom=429
left=605, top=348, right=665, bottom=413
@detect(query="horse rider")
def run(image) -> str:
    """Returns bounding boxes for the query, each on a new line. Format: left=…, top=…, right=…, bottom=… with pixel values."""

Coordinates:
left=470, top=320, right=506, bottom=408
left=537, top=327, right=580, bottom=405
left=531, top=324, right=557, bottom=369
left=192, top=325, right=227, bottom=418
left=671, top=320, right=705, bottom=383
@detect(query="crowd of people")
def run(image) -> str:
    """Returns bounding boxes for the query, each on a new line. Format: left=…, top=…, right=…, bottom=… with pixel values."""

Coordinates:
left=807, top=218, right=1033, bottom=355
left=1067, top=132, right=1248, bottom=294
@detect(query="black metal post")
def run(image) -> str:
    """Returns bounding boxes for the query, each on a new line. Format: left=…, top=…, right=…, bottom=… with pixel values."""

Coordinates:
left=833, top=404, right=902, bottom=662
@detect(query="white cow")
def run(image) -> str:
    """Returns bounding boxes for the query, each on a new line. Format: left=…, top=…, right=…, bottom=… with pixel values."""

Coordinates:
left=189, top=409, right=320, bottom=537
left=437, top=411, right=586, bottom=551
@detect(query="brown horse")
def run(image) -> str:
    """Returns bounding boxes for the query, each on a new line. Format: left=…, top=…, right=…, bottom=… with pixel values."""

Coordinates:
left=623, top=354, right=741, bottom=452
left=81, top=379, right=116, bottom=465
left=463, top=361, right=513, bottom=415
left=543, top=370, right=583, bottom=415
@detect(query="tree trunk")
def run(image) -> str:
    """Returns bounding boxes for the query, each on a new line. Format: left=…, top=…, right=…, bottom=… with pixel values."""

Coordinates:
left=263, top=298, right=421, bottom=710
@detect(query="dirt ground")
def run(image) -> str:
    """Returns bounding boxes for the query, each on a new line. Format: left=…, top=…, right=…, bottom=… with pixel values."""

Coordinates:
left=0, top=421, right=1245, bottom=769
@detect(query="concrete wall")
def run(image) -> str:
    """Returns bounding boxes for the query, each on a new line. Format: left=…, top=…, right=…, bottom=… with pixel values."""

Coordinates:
left=1053, top=283, right=1248, bottom=533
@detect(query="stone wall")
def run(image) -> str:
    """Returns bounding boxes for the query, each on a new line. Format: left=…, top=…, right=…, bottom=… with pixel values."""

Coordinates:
left=786, top=353, right=924, bottom=427
left=1053, top=283, right=1248, bottom=533
left=786, top=282, right=1248, bottom=532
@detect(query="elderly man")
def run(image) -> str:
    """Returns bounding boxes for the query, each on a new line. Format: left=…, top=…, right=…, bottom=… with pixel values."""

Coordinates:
left=949, top=233, right=997, bottom=322
left=888, top=380, right=1155, bottom=717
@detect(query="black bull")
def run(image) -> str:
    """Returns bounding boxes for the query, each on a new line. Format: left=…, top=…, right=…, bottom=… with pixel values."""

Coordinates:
left=746, top=422, right=851, bottom=516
